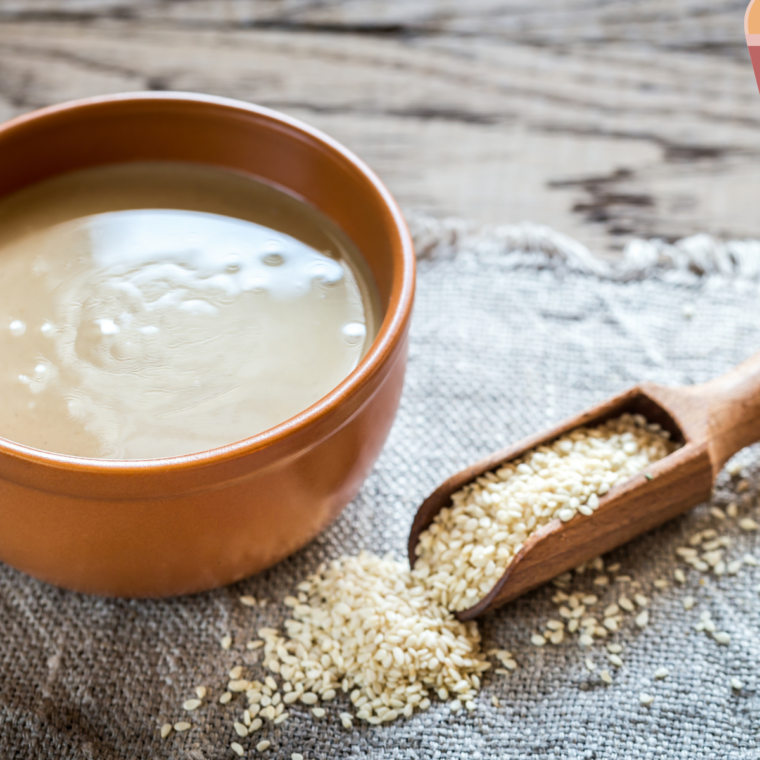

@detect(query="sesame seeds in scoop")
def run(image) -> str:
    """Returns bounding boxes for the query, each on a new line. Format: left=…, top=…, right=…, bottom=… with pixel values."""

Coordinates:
left=411, top=414, right=677, bottom=612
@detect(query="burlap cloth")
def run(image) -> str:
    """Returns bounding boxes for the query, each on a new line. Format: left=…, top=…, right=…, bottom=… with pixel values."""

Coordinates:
left=3, top=214, right=760, bottom=759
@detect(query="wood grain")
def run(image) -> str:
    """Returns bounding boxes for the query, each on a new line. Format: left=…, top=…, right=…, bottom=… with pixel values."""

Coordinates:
left=0, top=1, right=757, bottom=256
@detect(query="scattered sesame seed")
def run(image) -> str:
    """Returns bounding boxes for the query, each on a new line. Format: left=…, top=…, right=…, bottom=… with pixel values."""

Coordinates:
left=711, top=507, right=726, bottom=521
left=600, top=670, right=612, bottom=684
left=292, top=755, right=304, bottom=760
left=714, top=631, right=731, bottom=645
left=195, top=686, right=207, bottom=700
left=608, top=654, right=623, bottom=667
left=160, top=723, right=172, bottom=739
left=639, top=693, right=654, bottom=706
left=726, top=502, right=739, bottom=519
left=653, top=579, right=668, bottom=589
left=654, top=667, right=669, bottom=680
left=220, top=692, right=232, bottom=704
left=727, top=560, right=742, bottom=575
left=491, top=695, right=500, bottom=708
left=674, top=568, right=686, bottom=584
left=731, top=677, right=744, bottom=690
left=682, top=596, right=696, bottom=611
left=530, top=634, right=546, bottom=647
left=606, top=643, right=623, bottom=654
left=182, top=699, right=202, bottom=712
left=229, top=666, right=243, bottom=680
left=340, top=713, right=353, bottom=729
left=173, top=722, right=191, bottom=732
left=584, top=658, right=596, bottom=671
left=240, top=596, right=257, bottom=607
left=256, top=740, right=271, bottom=752
left=635, top=610, right=649, bottom=629
left=221, top=635, right=232, bottom=650
left=634, top=593, right=648, bottom=607
left=740, top=518, right=759, bottom=532
left=231, top=742, right=245, bottom=757
left=745, top=554, right=759, bottom=566
left=311, top=707, right=326, bottom=718
left=234, top=722, right=248, bottom=737
left=737, top=479, right=750, bottom=493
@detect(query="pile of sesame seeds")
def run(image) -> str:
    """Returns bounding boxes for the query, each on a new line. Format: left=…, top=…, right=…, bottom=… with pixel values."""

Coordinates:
left=412, top=414, right=677, bottom=611
left=157, top=419, right=760, bottom=750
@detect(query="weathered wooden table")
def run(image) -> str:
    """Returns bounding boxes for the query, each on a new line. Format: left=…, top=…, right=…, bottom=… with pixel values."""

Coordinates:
left=0, top=0, right=757, bottom=256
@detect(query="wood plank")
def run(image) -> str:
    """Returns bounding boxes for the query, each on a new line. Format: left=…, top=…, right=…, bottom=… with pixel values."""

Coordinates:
left=0, top=2, right=756, bottom=256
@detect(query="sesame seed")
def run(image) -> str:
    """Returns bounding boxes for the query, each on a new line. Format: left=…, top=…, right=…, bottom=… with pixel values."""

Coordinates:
left=231, top=742, right=244, bottom=757
left=674, top=568, right=686, bottom=584
left=195, top=686, right=207, bottom=699
left=740, top=518, right=759, bottom=532
left=639, top=693, right=654, bottom=706
left=234, top=722, right=248, bottom=737
left=256, top=740, right=271, bottom=752
left=274, top=713, right=289, bottom=725
left=491, top=695, right=500, bottom=708
left=600, top=670, right=612, bottom=684
left=229, top=666, right=243, bottom=680
left=246, top=641, right=265, bottom=650
left=340, top=713, right=353, bottom=729
left=606, top=643, right=623, bottom=654
left=726, top=502, right=739, bottom=518
left=240, top=596, right=257, bottom=607
left=173, top=722, right=191, bottom=732
left=608, top=654, right=623, bottom=667
left=160, top=723, right=172, bottom=739
left=711, top=507, right=726, bottom=521
left=634, top=610, right=649, bottom=629
left=618, top=597, right=634, bottom=613
left=634, top=593, right=648, bottom=607
left=584, top=658, right=596, bottom=671
left=292, top=755, right=304, bottom=760
left=221, top=635, right=232, bottom=650
left=182, top=699, right=202, bottom=712
left=731, top=677, right=744, bottom=690
left=653, top=579, right=668, bottom=589
left=714, top=631, right=731, bottom=645
left=682, top=596, right=695, bottom=611
left=530, top=634, right=546, bottom=647
left=654, top=667, right=669, bottom=679
left=312, top=707, right=326, bottom=718
left=220, top=692, right=232, bottom=704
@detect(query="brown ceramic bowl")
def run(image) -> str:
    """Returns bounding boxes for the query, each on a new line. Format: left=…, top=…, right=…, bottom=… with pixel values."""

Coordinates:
left=0, top=92, right=415, bottom=597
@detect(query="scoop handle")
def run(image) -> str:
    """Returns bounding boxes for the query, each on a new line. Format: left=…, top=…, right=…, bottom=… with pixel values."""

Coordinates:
left=653, top=349, right=760, bottom=475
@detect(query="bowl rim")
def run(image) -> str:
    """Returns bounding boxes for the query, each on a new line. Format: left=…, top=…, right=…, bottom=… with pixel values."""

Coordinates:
left=0, top=91, right=416, bottom=473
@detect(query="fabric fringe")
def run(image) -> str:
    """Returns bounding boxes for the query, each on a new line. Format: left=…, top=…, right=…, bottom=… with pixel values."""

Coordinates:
left=406, top=211, right=760, bottom=285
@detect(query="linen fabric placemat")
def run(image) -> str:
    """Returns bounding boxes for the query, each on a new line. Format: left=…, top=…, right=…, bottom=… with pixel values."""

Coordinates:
left=2, top=213, right=760, bottom=759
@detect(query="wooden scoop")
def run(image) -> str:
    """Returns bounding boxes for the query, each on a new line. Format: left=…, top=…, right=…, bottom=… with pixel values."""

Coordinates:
left=408, top=351, right=760, bottom=620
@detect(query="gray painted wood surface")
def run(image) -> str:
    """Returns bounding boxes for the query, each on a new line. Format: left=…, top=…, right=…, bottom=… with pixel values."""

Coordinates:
left=0, top=0, right=757, bottom=255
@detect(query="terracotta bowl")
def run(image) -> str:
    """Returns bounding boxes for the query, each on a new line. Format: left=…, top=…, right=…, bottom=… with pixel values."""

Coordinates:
left=0, top=92, right=415, bottom=597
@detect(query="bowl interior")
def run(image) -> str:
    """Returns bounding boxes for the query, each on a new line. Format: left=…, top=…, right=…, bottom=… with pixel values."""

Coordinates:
left=0, top=93, right=402, bottom=313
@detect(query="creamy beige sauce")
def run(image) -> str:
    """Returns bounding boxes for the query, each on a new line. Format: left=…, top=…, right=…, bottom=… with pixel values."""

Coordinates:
left=0, top=162, right=379, bottom=459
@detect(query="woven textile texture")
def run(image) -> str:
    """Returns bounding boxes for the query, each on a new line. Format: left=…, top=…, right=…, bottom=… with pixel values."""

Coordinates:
left=3, top=214, right=760, bottom=760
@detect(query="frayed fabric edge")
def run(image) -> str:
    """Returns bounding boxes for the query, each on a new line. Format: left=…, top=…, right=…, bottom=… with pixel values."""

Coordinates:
left=406, top=211, right=760, bottom=285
